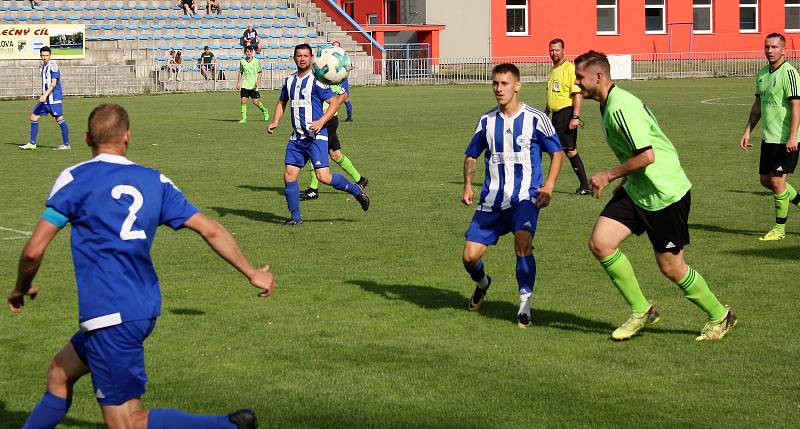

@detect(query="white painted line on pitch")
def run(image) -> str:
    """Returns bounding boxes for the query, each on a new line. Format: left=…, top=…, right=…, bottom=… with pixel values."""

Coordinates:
left=0, top=226, right=32, bottom=236
left=700, top=96, right=751, bottom=106
left=0, top=236, right=26, bottom=240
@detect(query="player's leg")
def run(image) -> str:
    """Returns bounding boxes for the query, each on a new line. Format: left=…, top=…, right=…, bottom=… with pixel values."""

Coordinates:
left=22, top=341, right=89, bottom=429
left=757, top=142, right=799, bottom=240
left=238, top=92, right=249, bottom=123
left=283, top=159, right=303, bottom=224
left=463, top=209, right=507, bottom=311
left=566, top=149, right=590, bottom=194
left=344, top=94, right=353, bottom=121
left=760, top=172, right=789, bottom=240
left=589, top=191, right=657, bottom=340
left=53, top=108, right=70, bottom=150
left=22, top=106, right=45, bottom=149
left=250, top=95, right=269, bottom=122
left=553, top=109, right=589, bottom=194
left=511, top=200, right=539, bottom=327
left=327, top=117, right=367, bottom=188
left=312, top=139, right=369, bottom=210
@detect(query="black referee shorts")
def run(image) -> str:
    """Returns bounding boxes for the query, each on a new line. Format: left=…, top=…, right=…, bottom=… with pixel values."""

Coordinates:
left=240, top=88, right=261, bottom=99
left=600, top=188, right=691, bottom=253
left=759, top=141, right=799, bottom=175
left=551, top=106, right=578, bottom=151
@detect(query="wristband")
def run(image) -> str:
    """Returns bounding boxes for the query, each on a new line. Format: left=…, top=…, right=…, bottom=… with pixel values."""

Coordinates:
left=572, top=115, right=581, bottom=119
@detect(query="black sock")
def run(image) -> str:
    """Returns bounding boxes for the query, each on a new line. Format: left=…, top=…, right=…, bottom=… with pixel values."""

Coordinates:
left=568, top=154, right=589, bottom=188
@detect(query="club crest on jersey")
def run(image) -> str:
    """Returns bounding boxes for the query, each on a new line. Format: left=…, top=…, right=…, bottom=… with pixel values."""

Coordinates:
left=515, top=134, right=531, bottom=149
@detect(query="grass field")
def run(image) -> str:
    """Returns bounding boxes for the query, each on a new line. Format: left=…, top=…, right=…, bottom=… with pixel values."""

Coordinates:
left=0, top=78, right=798, bottom=428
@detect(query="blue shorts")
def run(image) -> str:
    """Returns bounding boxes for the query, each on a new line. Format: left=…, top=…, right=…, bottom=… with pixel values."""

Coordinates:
left=465, top=200, right=540, bottom=245
left=70, top=319, right=156, bottom=405
left=285, top=136, right=329, bottom=169
left=32, top=102, right=63, bottom=117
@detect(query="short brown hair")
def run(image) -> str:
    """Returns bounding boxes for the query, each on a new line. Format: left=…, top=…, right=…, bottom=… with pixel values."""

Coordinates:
left=549, top=38, right=564, bottom=48
left=766, top=32, right=786, bottom=44
left=87, top=104, right=129, bottom=147
left=492, top=63, right=520, bottom=80
left=574, top=50, right=611, bottom=75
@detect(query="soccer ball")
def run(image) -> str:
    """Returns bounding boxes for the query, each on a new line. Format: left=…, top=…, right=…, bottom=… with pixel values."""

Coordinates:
left=312, top=46, right=351, bottom=84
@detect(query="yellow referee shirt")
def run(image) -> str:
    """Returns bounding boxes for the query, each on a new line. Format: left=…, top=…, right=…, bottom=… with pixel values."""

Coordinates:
left=546, top=60, right=580, bottom=112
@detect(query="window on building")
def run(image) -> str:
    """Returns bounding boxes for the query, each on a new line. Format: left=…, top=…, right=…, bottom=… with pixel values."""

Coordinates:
left=645, top=0, right=665, bottom=33
left=597, top=0, right=618, bottom=34
left=788, top=0, right=800, bottom=31
left=385, top=0, right=398, bottom=24
left=367, top=14, right=378, bottom=25
left=739, top=0, right=758, bottom=32
left=341, top=0, right=354, bottom=18
left=506, top=0, right=528, bottom=35
left=693, top=0, right=713, bottom=33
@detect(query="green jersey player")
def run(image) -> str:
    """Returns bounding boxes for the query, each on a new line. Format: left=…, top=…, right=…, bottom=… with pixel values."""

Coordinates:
left=740, top=33, right=800, bottom=241
left=574, top=50, right=736, bottom=342
left=235, top=46, right=269, bottom=124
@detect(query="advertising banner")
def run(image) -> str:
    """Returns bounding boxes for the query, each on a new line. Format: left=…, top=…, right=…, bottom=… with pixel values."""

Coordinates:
left=0, top=24, right=85, bottom=60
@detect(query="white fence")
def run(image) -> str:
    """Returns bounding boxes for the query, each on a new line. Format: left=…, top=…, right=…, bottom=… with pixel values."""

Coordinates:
left=1, top=51, right=797, bottom=98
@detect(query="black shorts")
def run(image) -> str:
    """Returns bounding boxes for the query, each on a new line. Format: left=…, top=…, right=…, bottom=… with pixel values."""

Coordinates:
left=240, top=88, right=260, bottom=99
left=181, top=0, right=194, bottom=6
left=327, top=115, right=341, bottom=151
left=551, top=106, right=578, bottom=151
left=600, top=188, right=691, bottom=253
left=759, top=141, right=799, bottom=175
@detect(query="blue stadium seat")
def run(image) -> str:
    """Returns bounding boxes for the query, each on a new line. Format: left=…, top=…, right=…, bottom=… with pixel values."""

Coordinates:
left=54, top=15, right=67, bottom=21
left=254, top=5, right=264, bottom=11
left=174, top=34, right=186, bottom=40
left=190, top=54, right=201, bottom=60
left=218, top=54, right=230, bottom=60
left=147, top=5, right=158, bottom=11
left=158, top=45, right=169, bottom=51
left=280, top=42, right=292, bottom=49
left=266, top=5, right=277, bottom=11
left=114, top=24, right=124, bottom=30
left=164, top=23, right=176, bottom=30
left=151, top=24, right=163, bottom=30
left=155, top=55, right=168, bottom=61
left=81, top=14, right=92, bottom=20
left=263, top=63, right=273, bottom=70
left=186, top=34, right=198, bottom=40
left=102, top=24, right=113, bottom=31
left=285, top=23, right=295, bottom=28
left=266, top=53, right=278, bottom=60
left=42, top=15, right=54, bottom=21
left=47, top=5, right=57, bottom=11
left=58, top=5, right=70, bottom=11
left=272, top=22, right=283, bottom=28
left=71, top=5, right=82, bottom=11
left=93, top=14, right=105, bottom=20
left=279, top=5, right=289, bottom=10
left=229, top=5, right=240, bottom=11
left=20, top=6, right=32, bottom=12
left=156, top=15, right=168, bottom=21
left=189, top=23, right=199, bottom=30
left=295, top=34, right=305, bottom=39
left=110, top=5, right=121, bottom=11
left=122, top=5, right=133, bottom=11
left=279, top=53, right=290, bottom=59
left=139, top=24, right=150, bottom=30
left=144, top=15, right=154, bottom=20
left=282, top=33, right=292, bottom=39
left=106, top=14, right=118, bottom=20
left=268, top=42, right=279, bottom=49
left=297, top=23, right=308, bottom=28
left=97, top=5, right=108, bottom=11
left=236, top=23, right=247, bottom=29
left=170, top=43, right=182, bottom=50
left=126, top=24, right=137, bottom=30
left=223, top=23, right=235, bottom=29
left=183, top=44, right=194, bottom=50
left=276, top=64, right=287, bottom=70
left=17, top=16, right=28, bottom=22
left=118, top=15, right=129, bottom=20
left=130, top=15, right=142, bottom=21
left=158, top=5, right=171, bottom=11
left=67, top=16, right=79, bottom=21
left=85, top=5, right=96, bottom=11
left=176, top=23, right=187, bottom=30
left=209, top=43, right=221, bottom=49
left=307, top=32, right=318, bottom=38
left=87, top=24, right=101, bottom=30
left=200, top=23, right=211, bottom=29
left=276, top=14, right=286, bottom=19
left=135, top=5, right=145, bottom=11
left=125, top=35, right=138, bottom=41
left=287, top=13, right=298, bottom=19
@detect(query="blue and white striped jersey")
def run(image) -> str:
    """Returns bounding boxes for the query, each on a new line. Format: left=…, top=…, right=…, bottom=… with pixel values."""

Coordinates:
left=40, top=60, right=64, bottom=104
left=279, top=72, right=337, bottom=140
left=465, top=103, right=561, bottom=212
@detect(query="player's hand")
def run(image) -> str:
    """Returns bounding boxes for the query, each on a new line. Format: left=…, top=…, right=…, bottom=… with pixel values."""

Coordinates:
left=739, top=133, right=752, bottom=151
left=7, top=285, right=39, bottom=313
left=267, top=122, right=278, bottom=134
left=250, top=264, right=276, bottom=298
left=787, top=139, right=799, bottom=153
left=535, top=184, right=553, bottom=208
left=309, top=120, right=324, bottom=132
left=461, top=187, right=473, bottom=206
left=568, top=118, right=581, bottom=130
left=589, top=171, right=611, bottom=198
left=38, top=95, right=46, bottom=103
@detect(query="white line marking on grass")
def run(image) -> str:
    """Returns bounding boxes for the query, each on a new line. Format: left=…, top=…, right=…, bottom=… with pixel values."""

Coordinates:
left=0, top=236, right=26, bottom=240
left=0, top=226, right=32, bottom=236
left=701, top=96, right=752, bottom=106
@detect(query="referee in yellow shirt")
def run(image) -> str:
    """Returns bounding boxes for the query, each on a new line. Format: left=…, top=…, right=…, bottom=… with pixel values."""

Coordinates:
left=545, top=38, right=591, bottom=195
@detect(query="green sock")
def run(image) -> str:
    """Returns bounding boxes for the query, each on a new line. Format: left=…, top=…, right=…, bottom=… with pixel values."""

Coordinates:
left=309, top=168, right=319, bottom=190
left=240, top=104, right=247, bottom=119
left=787, top=183, right=800, bottom=207
left=676, top=267, right=727, bottom=321
left=774, top=188, right=789, bottom=230
left=256, top=102, right=267, bottom=113
left=335, top=155, right=361, bottom=182
left=599, top=249, right=650, bottom=313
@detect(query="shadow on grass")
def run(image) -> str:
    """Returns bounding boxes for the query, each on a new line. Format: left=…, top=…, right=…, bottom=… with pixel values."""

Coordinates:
left=0, top=400, right=105, bottom=429
left=725, top=189, right=772, bottom=196
left=207, top=118, right=244, bottom=123
left=169, top=308, right=206, bottom=316
left=210, top=206, right=356, bottom=224
left=237, top=184, right=285, bottom=195
left=726, top=245, right=800, bottom=260
left=689, top=223, right=799, bottom=237
left=346, top=280, right=616, bottom=334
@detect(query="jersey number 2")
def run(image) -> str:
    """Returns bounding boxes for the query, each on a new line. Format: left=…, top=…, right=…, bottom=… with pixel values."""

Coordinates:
left=111, top=185, right=147, bottom=240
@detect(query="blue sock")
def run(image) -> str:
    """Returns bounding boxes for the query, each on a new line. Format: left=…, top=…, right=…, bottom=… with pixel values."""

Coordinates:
left=284, top=181, right=301, bottom=221
left=330, top=173, right=362, bottom=197
left=463, top=259, right=486, bottom=282
left=345, top=101, right=353, bottom=119
left=23, top=391, right=71, bottom=429
left=57, top=119, right=69, bottom=146
left=147, top=408, right=236, bottom=429
left=30, top=121, right=39, bottom=145
left=516, top=255, right=536, bottom=294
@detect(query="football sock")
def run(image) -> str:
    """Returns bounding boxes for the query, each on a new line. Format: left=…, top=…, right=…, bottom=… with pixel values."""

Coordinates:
left=284, top=181, right=301, bottom=221
left=57, top=119, right=69, bottom=146
left=308, top=168, right=319, bottom=190
left=256, top=102, right=267, bottom=114
left=335, top=155, right=362, bottom=182
left=329, top=173, right=362, bottom=197
left=787, top=183, right=800, bottom=206
left=676, top=267, right=727, bottom=321
left=345, top=100, right=353, bottom=119
left=240, top=104, right=247, bottom=119
left=774, top=188, right=789, bottom=229
left=568, top=154, right=589, bottom=189
left=22, top=391, right=71, bottom=429
left=463, top=259, right=489, bottom=288
left=147, top=408, right=236, bottom=429
left=599, top=249, right=650, bottom=313
left=516, top=255, right=535, bottom=315
left=518, top=291, right=532, bottom=316
left=30, top=120, right=39, bottom=145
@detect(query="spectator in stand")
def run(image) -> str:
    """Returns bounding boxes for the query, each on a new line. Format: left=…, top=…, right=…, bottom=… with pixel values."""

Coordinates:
left=174, top=50, right=183, bottom=81
left=207, top=0, right=222, bottom=15
left=29, top=0, right=42, bottom=7
left=199, top=45, right=217, bottom=80
left=179, top=0, right=198, bottom=16
left=241, top=24, right=261, bottom=54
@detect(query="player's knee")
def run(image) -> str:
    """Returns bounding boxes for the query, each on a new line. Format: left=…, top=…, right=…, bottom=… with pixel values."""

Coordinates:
left=30, top=114, right=39, bottom=122
left=315, top=170, right=332, bottom=184
left=46, top=359, right=70, bottom=387
left=462, top=251, right=480, bottom=266
left=587, top=237, right=607, bottom=258
left=56, top=115, right=65, bottom=122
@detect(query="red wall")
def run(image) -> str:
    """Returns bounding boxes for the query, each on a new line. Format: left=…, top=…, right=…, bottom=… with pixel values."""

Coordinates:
left=491, top=0, right=799, bottom=57
left=338, top=0, right=400, bottom=25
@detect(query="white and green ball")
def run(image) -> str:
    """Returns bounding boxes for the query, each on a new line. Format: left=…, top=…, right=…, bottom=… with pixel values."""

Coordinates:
left=312, top=46, right=351, bottom=84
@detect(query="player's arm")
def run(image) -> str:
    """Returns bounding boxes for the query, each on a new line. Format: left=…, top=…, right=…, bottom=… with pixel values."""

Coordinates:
left=537, top=151, right=563, bottom=208
left=38, top=78, right=57, bottom=102
left=267, top=99, right=286, bottom=134
left=569, top=92, right=583, bottom=130
left=462, top=156, right=477, bottom=206
left=183, top=213, right=276, bottom=297
left=787, top=98, right=800, bottom=152
left=8, top=219, right=61, bottom=313
left=590, top=148, right=654, bottom=198
left=740, top=96, right=761, bottom=150
left=235, top=67, right=243, bottom=90
left=309, top=95, right=341, bottom=132
left=255, top=69, right=262, bottom=89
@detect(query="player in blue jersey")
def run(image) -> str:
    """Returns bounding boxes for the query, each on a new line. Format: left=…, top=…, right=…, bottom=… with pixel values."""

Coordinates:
left=267, top=43, right=369, bottom=225
left=20, top=46, right=71, bottom=151
left=461, top=63, right=563, bottom=328
left=8, top=104, right=274, bottom=429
